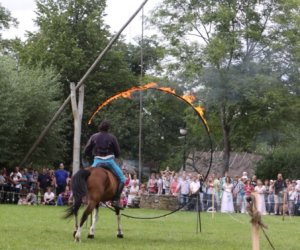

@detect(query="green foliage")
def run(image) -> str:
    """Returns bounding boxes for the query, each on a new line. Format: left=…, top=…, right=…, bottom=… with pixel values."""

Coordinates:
left=0, top=56, right=66, bottom=167
left=256, top=146, right=300, bottom=180
left=0, top=3, right=17, bottom=34
left=151, top=0, right=300, bottom=174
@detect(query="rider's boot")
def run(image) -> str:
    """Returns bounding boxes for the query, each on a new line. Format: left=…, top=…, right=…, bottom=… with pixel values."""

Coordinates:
left=111, top=182, right=125, bottom=210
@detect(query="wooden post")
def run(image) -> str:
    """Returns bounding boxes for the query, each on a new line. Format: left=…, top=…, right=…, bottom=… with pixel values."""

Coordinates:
left=251, top=221, right=260, bottom=250
left=247, top=193, right=260, bottom=250
left=70, top=83, right=84, bottom=175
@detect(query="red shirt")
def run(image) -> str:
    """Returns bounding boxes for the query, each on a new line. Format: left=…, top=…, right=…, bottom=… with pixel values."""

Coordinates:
left=244, top=184, right=254, bottom=197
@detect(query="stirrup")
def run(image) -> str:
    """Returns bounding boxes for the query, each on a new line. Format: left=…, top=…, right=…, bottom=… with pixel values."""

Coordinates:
left=111, top=200, right=124, bottom=210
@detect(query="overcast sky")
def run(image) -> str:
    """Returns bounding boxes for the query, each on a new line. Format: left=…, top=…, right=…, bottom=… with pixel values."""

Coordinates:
left=0, top=0, right=159, bottom=42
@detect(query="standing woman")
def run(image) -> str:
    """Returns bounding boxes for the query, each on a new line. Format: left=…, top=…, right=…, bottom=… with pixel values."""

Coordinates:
left=221, top=176, right=234, bottom=213
left=254, top=179, right=267, bottom=215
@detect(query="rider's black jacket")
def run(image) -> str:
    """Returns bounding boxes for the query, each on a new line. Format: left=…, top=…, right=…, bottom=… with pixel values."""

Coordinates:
left=83, top=131, right=120, bottom=158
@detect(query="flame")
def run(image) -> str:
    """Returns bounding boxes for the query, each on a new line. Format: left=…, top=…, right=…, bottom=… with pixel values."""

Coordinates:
left=182, top=95, right=196, bottom=104
left=157, top=87, right=176, bottom=94
left=195, top=106, right=209, bottom=131
left=88, top=82, right=210, bottom=132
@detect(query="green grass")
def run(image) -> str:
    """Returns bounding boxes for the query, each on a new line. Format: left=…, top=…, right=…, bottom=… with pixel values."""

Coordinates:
left=0, top=205, right=299, bottom=250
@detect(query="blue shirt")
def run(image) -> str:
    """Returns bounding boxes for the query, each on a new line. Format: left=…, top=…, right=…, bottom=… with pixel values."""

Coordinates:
left=55, top=169, right=68, bottom=186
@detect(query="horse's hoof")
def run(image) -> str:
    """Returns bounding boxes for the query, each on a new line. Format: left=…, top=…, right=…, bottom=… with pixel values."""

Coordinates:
left=87, top=234, right=94, bottom=239
left=117, top=234, right=124, bottom=238
left=74, top=237, right=81, bottom=243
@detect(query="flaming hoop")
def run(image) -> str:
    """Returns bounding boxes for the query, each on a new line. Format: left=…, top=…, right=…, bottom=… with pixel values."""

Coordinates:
left=88, top=82, right=213, bottom=180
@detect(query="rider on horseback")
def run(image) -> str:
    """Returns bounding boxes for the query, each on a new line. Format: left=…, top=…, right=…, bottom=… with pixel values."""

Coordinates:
left=83, top=121, right=126, bottom=209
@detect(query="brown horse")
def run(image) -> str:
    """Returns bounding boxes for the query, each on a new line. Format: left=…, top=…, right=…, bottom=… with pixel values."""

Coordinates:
left=65, top=167, right=123, bottom=242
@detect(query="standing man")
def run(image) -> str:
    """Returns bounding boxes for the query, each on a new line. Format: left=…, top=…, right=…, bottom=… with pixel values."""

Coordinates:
left=83, top=121, right=126, bottom=209
left=274, top=173, right=287, bottom=215
left=54, top=163, right=68, bottom=196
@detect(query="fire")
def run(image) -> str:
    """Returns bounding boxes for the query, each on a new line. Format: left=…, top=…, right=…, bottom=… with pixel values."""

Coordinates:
left=88, top=82, right=209, bottom=132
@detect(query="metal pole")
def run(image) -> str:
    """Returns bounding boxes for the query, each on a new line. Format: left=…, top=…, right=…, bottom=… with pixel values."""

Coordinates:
left=20, top=0, right=149, bottom=166
left=183, top=135, right=186, bottom=171
left=138, top=7, right=144, bottom=183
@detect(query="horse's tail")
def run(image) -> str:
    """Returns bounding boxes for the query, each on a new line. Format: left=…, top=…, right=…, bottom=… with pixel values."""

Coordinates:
left=64, top=169, right=91, bottom=219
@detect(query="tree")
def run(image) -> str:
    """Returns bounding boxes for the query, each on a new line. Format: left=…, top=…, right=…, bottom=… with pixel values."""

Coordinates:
left=16, top=0, right=138, bottom=167
left=151, top=0, right=300, bottom=174
left=0, top=3, right=17, bottom=38
left=0, top=56, right=66, bottom=167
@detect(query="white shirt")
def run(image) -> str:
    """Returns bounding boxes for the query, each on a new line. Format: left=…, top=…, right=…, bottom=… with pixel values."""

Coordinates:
left=190, top=181, right=200, bottom=194
left=44, top=192, right=55, bottom=201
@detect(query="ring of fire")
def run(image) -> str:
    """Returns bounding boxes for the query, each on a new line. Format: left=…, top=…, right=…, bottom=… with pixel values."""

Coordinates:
left=88, top=82, right=213, bottom=180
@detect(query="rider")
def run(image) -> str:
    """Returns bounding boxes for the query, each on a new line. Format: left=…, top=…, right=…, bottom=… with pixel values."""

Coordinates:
left=83, top=121, right=126, bottom=209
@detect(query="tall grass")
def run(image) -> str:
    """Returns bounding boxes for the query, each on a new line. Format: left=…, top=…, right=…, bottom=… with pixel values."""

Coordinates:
left=0, top=205, right=299, bottom=250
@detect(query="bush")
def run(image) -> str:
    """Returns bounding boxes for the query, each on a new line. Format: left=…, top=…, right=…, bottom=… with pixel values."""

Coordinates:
left=255, top=146, right=300, bottom=180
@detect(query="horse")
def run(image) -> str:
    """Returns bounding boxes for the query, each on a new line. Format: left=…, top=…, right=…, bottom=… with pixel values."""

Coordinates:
left=65, top=166, right=124, bottom=242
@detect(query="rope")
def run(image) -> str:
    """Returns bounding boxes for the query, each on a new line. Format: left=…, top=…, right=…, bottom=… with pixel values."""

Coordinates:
left=105, top=195, right=199, bottom=220
left=261, top=226, right=276, bottom=250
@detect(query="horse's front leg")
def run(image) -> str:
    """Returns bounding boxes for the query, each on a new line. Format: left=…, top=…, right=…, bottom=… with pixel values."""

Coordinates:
left=88, top=205, right=99, bottom=239
left=115, top=208, right=123, bottom=238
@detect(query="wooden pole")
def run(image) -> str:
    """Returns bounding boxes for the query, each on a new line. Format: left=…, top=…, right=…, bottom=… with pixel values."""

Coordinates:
left=252, top=222, right=260, bottom=250
left=247, top=193, right=260, bottom=250
left=19, top=0, right=149, bottom=166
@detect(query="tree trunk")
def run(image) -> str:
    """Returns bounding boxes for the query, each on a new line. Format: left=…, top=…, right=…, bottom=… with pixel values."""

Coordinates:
left=220, top=104, right=231, bottom=176
left=70, top=83, right=84, bottom=175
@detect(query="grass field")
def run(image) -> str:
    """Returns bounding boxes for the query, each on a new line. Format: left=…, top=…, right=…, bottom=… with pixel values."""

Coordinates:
left=0, top=205, right=299, bottom=250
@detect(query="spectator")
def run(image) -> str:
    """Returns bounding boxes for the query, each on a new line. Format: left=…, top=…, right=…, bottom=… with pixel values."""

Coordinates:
left=232, top=175, right=240, bottom=212
left=38, top=168, right=51, bottom=196
left=206, top=176, right=215, bottom=211
left=242, top=172, right=248, bottom=180
left=11, top=169, right=22, bottom=203
left=288, top=182, right=297, bottom=216
left=189, top=175, right=200, bottom=211
left=120, top=191, right=128, bottom=208
left=251, top=175, right=257, bottom=187
left=25, top=188, right=37, bottom=205
left=130, top=174, right=139, bottom=187
left=127, top=182, right=139, bottom=208
left=170, top=175, right=179, bottom=196
left=254, top=179, right=267, bottom=215
left=54, top=163, right=69, bottom=196
left=274, top=173, right=287, bottom=215
left=138, top=184, right=148, bottom=196
left=163, top=173, right=171, bottom=195
left=43, top=187, right=55, bottom=205
left=147, top=173, right=157, bottom=194
left=268, top=180, right=275, bottom=214
left=156, top=173, right=163, bottom=195
left=221, top=176, right=234, bottom=213
left=57, top=186, right=72, bottom=206
left=124, top=172, right=131, bottom=193
left=176, top=174, right=190, bottom=209
left=235, top=177, right=245, bottom=213
left=212, top=173, right=221, bottom=210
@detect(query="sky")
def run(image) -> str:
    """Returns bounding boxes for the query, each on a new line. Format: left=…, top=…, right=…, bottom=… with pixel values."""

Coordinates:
left=0, top=0, right=160, bottom=42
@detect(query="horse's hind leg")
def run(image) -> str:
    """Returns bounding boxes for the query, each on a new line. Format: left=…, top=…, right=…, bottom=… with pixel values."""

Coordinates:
left=115, top=208, right=123, bottom=238
left=74, top=202, right=96, bottom=242
left=88, top=204, right=99, bottom=239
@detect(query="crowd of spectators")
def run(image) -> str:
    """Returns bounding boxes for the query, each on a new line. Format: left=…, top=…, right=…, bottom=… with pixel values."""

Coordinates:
left=0, top=164, right=72, bottom=206
left=1, top=163, right=300, bottom=216
left=140, top=168, right=300, bottom=216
